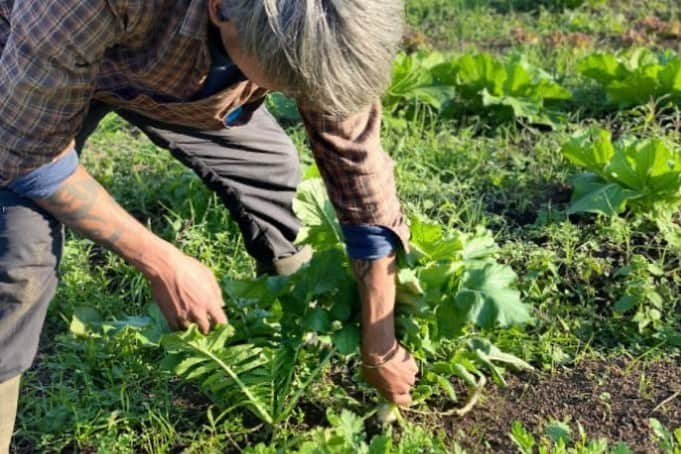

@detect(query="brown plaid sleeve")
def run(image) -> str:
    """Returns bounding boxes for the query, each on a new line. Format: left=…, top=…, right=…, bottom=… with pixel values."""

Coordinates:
left=299, top=101, right=410, bottom=250
left=0, top=0, right=123, bottom=185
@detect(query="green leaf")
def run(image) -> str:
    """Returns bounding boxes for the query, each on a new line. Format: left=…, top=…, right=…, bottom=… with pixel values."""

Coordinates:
left=292, top=248, right=348, bottom=300
left=455, top=53, right=506, bottom=97
left=482, top=90, right=562, bottom=128
left=384, top=52, right=455, bottom=114
left=444, top=53, right=570, bottom=126
left=545, top=420, right=572, bottom=444
left=649, top=418, right=676, bottom=452
left=659, top=58, right=681, bottom=94
left=468, top=338, right=534, bottom=371
left=304, top=308, right=332, bottom=333
left=606, top=139, right=681, bottom=201
left=578, top=53, right=624, bottom=83
left=329, top=281, right=355, bottom=322
left=69, top=306, right=101, bottom=336
left=293, top=178, right=343, bottom=250
left=452, top=363, right=478, bottom=388
left=368, top=434, right=393, bottom=454
left=610, top=442, right=634, bottom=454
left=562, top=129, right=615, bottom=174
left=579, top=51, right=681, bottom=108
left=563, top=131, right=681, bottom=217
left=332, top=325, right=360, bottom=356
left=224, top=275, right=288, bottom=303
left=568, top=173, right=640, bottom=216
left=452, top=263, right=532, bottom=330
left=435, top=374, right=458, bottom=402
left=436, top=296, right=466, bottom=338
left=509, top=421, right=535, bottom=454
left=460, top=227, right=499, bottom=262
left=327, top=409, right=364, bottom=447
left=613, top=295, right=637, bottom=314
left=397, top=268, right=424, bottom=295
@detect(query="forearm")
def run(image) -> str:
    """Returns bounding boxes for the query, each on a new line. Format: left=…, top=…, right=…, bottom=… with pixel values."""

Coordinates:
left=34, top=164, right=171, bottom=277
left=350, top=253, right=398, bottom=359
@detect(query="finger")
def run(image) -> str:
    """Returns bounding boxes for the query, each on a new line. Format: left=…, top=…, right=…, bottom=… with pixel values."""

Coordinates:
left=384, top=381, right=411, bottom=396
left=387, top=392, right=412, bottom=407
left=192, top=313, right=211, bottom=334
left=177, top=317, right=191, bottom=331
left=209, top=305, right=228, bottom=326
left=209, top=287, right=228, bottom=325
left=407, top=373, right=417, bottom=387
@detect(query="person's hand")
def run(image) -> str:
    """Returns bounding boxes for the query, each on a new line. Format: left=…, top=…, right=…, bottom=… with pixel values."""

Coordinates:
left=362, top=342, right=418, bottom=406
left=145, top=246, right=228, bottom=334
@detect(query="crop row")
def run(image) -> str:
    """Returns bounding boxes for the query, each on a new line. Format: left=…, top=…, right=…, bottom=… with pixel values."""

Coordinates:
left=384, top=48, right=681, bottom=128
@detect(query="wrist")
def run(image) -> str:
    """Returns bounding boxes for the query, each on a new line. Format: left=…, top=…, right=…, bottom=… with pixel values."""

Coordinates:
left=361, top=321, right=396, bottom=360
left=362, top=340, right=399, bottom=367
left=132, top=237, right=177, bottom=279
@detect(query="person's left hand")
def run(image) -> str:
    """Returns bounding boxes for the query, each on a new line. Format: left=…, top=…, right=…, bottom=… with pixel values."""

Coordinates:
left=362, top=342, right=418, bottom=406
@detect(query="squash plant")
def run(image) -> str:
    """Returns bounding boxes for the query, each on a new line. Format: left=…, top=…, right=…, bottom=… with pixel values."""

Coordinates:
left=384, top=52, right=571, bottom=128
left=562, top=128, right=681, bottom=217
left=578, top=49, right=681, bottom=108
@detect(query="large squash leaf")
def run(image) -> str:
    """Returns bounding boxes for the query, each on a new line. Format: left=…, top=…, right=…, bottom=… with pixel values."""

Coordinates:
left=568, top=173, right=640, bottom=216
left=438, top=263, right=531, bottom=337
left=579, top=50, right=681, bottom=108
left=293, top=178, right=343, bottom=250
left=562, top=129, right=681, bottom=216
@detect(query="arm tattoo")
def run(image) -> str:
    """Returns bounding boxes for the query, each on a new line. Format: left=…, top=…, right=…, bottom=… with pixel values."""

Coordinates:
left=351, top=256, right=397, bottom=292
left=352, top=259, right=374, bottom=285
left=44, top=177, right=124, bottom=251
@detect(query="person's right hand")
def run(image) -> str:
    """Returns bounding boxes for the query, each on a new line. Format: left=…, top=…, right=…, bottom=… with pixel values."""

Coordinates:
left=362, top=343, right=418, bottom=406
left=145, top=246, right=228, bottom=334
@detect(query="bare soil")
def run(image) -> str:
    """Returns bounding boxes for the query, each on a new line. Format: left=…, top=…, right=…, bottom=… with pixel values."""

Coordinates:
left=434, top=357, right=680, bottom=453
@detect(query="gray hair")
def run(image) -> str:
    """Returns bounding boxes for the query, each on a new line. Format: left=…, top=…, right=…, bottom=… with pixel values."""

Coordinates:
left=221, top=0, right=404, bottom=115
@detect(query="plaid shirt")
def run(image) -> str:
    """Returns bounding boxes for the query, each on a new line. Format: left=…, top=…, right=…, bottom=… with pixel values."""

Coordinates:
left=0, top=0, right=409, bottom=247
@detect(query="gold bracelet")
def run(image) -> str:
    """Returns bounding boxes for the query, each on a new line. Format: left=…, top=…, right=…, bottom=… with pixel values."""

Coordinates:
left=361, top=342, right=400, bottom=369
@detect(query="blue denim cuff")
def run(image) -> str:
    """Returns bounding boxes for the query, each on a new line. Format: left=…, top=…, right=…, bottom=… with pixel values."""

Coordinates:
left=8, top=149, right=79, bottom=199
left=226, top=106, right=243, bottom=125
left=340, top=224, right=400, bottom=260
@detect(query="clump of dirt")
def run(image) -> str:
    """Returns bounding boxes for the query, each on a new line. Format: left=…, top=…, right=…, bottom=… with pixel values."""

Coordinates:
left=432, top=357, right=680, bottom=453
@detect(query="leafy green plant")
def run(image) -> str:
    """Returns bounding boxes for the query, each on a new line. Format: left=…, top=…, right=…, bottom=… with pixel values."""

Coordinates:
left=396, top=219, right=533, bottom=345
left=649, top=418, right=681, bottom=454
left=612, top=255, right=666, bottom=333
left=152, top=176, right=535, bottom=425
left=245, top=410, right=453, bottom=453
left=509, top=420, right=633, bottom=454
left=383, top=52, right=455, bottom=117
left=161, top=325, right=333, bottom=425
left=434, top=53, right=572, bottom=127
left=561, top=128, right=681, bottom=217
left=578, top=49, right=681, bottom=108
left=384, top=52, right=571, bottom=127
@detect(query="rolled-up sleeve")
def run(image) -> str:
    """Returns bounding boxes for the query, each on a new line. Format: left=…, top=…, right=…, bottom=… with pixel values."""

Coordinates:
left=299, top=101, right=410, bottom=251
left=0, top=0, right=120, bottom=185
